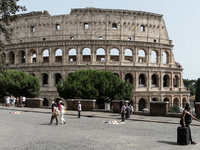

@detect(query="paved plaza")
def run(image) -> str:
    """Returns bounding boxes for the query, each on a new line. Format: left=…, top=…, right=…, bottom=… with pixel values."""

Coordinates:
left=1, top=108, right=200, bottom=150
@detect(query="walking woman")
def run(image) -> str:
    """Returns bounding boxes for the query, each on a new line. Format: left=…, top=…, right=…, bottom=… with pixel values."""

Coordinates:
left=180, top=103, right=200, bottom=144
left=50, top=103, right=59, bottom=125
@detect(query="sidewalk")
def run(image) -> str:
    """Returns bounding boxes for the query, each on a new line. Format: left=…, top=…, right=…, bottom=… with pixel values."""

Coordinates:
left=1, top=105, right=200, bottom=126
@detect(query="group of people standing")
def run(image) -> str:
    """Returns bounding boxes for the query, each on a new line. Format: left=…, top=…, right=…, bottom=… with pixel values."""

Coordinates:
left=50, top=99, right=82, bottom=125
left=6, top=96, right=26, bottom=107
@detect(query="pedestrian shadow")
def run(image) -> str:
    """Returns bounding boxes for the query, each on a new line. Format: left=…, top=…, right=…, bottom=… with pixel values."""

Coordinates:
left=157, top=141, right=178, bottom=145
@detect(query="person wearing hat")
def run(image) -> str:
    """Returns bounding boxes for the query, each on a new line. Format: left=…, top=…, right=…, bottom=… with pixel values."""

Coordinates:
left=180, top=103, right=200, bottom=144
left=77, top=101, right=81, bottom=118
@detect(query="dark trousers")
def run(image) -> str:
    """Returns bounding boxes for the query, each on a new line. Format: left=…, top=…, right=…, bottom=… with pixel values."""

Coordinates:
left=121, top=112, right=125, bottom=122
left=78, top=111, right=81, bottom=118
left=180, top=121, right=192, bottom=141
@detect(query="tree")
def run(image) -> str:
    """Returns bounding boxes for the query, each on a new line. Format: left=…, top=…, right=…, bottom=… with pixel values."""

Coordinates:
left=0, top=0, right=26, bottom=50
left=0, top=70, right=41, bottom=98
left=195, top=78, right=200, bottom=103
left=57, top=70, right=134, bottom=101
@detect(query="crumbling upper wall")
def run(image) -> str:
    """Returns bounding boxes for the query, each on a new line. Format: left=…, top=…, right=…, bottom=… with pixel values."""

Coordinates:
left=1, top=8, right=170, bottom=45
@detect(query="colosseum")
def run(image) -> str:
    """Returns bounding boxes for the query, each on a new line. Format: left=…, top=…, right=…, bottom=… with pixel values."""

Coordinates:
left=1, top=7, right=190, bottom=111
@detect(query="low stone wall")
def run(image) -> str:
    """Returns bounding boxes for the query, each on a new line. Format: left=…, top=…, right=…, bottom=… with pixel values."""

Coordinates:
left=112, top=100, right=129, bottom=113
left=25, top=98, right=43, bottom=108
left=195, top=102, right=200, bottom=119
left=150, top=101, right=169, bottom=116
left=66, top=99, right=96, bottom=111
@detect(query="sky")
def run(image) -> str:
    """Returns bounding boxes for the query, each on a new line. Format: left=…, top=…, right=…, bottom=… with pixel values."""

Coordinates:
left=17, top=0, right=200, bottom=80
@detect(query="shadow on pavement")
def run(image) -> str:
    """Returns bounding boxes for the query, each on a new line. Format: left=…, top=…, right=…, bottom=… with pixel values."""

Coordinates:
left=157, top=141, right=178, bottom=145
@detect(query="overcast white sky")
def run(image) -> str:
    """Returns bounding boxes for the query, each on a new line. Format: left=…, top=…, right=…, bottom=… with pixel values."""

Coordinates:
left=17, top=0, right=200, bottom=80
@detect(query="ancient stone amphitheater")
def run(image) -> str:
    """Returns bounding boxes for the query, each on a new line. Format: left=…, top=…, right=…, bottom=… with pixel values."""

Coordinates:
left=1, top=7, right=190, bottom=111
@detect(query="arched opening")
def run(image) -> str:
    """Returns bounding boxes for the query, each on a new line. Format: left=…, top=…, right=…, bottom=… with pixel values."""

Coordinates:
left=182, top=98, right=186, bottom=108
left=151, top=98, right=157, bottom=101
left=151, top=50, right=157, bottom=63
left=173, top=98, right=179, bottom=107
left=82, top=48, right=91, bottom=62
left=173, top=75, right=179, bottom=87
left=125, top=49, right=133, bottom=62
left=32, top=51, right=37, bottom=63
left=125, top=73, right=133, bottom=84
left=114, top=73, right=119, bottom=77
left=9, top=51, right=15, bottom=64
left=163, top=51, right=169, bottom=64
left=43, top=98, right=48, bottom=106
left=43, top=74, right=48, bottom=87
left=163, top=74, right=170, bottom=87
left=96, top=48, right=105, bottom=62
left=55, top=73, right=62, bottom=86
left=69, top=49, right=77, bottom=62
left=55, top=49, right=62, bottom=62
left=43, top=49, right=49, bottom=63
left=110, top=48, right=119, bottom=61
left=151, top=74, right=158, bottom=87
left=138, top=49, right=146, bottom=63
left=139, top=74, right=145, bottom=87
left=139, top=98, right=146, bottom=111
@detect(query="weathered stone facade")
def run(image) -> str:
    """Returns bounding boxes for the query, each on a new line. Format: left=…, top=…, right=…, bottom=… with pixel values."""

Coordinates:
left=1, top=8, right=190, bottom=111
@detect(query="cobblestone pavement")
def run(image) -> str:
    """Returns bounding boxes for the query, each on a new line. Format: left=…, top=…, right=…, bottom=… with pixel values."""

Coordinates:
left=1, top=109, right=200, bottom=150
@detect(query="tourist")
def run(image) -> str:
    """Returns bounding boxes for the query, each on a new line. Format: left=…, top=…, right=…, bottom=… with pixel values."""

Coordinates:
left=6, top=96, right=10, bottom=107
left=60, top=102, right=66, bottom=124
left=180, top=103, right=200, bottom=144
left=22, top=96, right=26, bottom=107
left=121, top=103, right=126, bottom=122
left=129, top=104, right=134, bottom=114
left=77, top=101, right=81, bottom=118
left=50, top=103, right=59, bottom=125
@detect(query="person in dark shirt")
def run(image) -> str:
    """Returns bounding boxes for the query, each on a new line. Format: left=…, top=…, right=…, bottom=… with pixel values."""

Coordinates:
left=180, top=103, right=200, bottom=144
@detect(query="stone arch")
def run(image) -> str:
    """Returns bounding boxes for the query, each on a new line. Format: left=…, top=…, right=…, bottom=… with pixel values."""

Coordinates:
left=139, top=98, right=146, bottom=111
left=43, top=98, right=49, bottom=106
left=151, top=50, right=158, bottom=63
left=110, top=48, right=119, bottom=61
left=8, top=51, right=15, bottom=64
left=42, top=73, right=49, bottom=87
left=173, top=75, right=179, bottom=87
left=151, top=74, right=159, bottom=87
left=124, top=49, right=133, bottom=62
left=125, top=73, right=133, bottom=85
left=96, top=48, right=105, bottom=62
left=173, top=97, right=179, bottom=107
left=43, top=49, right=49, bottom=63
left=163, top=74, right=170, bottom=87
left=138, top=49, right=146, bottom=63
left=69, top=49, right=77, bottom=62
left=182, top=97, right=187, bottom=108
left=139, top=74, right=146, bottom=87
left=55, top=73, right=62, bottom=86
left=18, top=50, right=25, bottom=63
left=163, top=51, right=169, bottom=64
left=82, top=48, right=91, bottom=62
left=55, top=49, right=62, bottom=62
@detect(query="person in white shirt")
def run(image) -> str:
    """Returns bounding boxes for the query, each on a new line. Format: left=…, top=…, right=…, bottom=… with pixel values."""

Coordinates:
left=60, top=102, right=66, bottom=124
left=6, top=96, right=10, bottom=107
left=77, top=101, right=81, bottom=118
left=121, top=104, right=126, bottom=122
left=22, top=96, right=26, bottom=107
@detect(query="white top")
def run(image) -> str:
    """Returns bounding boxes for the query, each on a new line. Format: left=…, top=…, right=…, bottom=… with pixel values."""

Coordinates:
left=22, top=97, right=26, bottom=102
left=78, top=104, right=81, bottom=111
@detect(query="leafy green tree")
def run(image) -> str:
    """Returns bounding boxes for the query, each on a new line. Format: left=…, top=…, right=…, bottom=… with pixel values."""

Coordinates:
left=0, top=0, right=26, bottom=50
left=57, top=70, right=134, bottom=101
left=0, top=70, right=41, bottom=98
left=195, top=78, right=200, bottom=103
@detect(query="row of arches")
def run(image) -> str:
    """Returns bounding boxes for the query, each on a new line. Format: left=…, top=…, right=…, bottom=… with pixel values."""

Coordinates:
left=138, top=97, right=187, bottom=111
left=4, top=48, right=169, bottom=64
left=33, top=72, right=180, bottom=88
